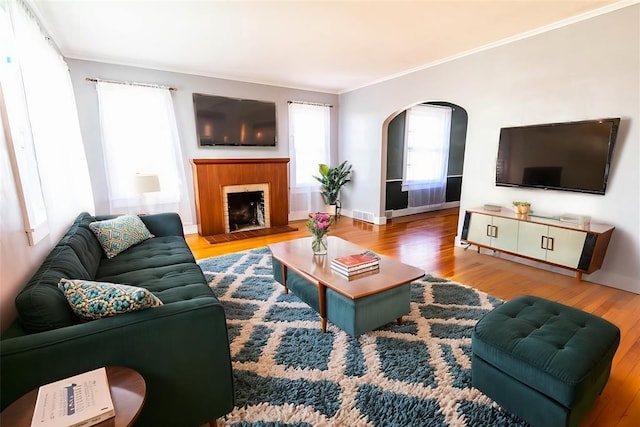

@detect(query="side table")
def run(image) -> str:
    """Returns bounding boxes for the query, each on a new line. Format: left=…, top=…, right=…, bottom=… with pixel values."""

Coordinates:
left=0, top=366, right=146, bottom=427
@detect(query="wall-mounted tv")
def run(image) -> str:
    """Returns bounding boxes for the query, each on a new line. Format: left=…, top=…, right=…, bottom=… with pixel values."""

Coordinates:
left=496, top=118, right=620, bottom=195
left=193, top=93, right=277, bottom=147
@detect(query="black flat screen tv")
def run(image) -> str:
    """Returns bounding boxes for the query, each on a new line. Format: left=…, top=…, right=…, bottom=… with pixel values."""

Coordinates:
left=496, top=118, right=620, bottom=195
left=193, top=93, right=277, bottom=147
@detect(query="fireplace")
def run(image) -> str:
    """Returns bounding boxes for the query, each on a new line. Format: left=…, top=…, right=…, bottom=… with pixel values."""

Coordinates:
left=191, top=158, right=289, bottom=236
left=222, top=184, right=271, bottom=233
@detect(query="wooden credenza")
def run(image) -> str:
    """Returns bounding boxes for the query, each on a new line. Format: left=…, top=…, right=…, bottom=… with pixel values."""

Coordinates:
left=461, top=208, right=614, bottom=281
left=191, top=158, right=290, bottom=236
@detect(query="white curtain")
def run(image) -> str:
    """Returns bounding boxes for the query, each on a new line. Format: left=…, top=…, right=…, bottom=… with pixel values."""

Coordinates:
left=402, top=104, right=452, bottom=208
left=95, top=82, right=192, bottom=223
left=1, top=0, right=94, bottom=244
left=288, top=102, right=330, bottom=219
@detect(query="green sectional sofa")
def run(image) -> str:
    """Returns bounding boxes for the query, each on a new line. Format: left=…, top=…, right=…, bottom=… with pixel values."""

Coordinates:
left=0, top=212, right=234, bottom=426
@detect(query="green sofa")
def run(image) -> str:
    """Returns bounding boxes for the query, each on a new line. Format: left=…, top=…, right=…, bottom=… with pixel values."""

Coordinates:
left=0, top=212, right=234, bottom=426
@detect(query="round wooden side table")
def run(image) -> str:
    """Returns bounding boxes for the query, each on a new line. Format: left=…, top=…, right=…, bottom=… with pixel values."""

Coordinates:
left=0, top=366, right=146, bottom=427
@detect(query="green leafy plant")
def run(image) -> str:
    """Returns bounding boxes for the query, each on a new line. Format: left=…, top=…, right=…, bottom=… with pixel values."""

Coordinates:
left=512, top=201, right=531, bottom=215
left=313, top=161, right=352, bottom=205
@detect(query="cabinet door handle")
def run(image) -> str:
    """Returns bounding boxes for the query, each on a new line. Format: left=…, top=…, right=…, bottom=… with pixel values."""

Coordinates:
left=492, top=226, right=498, bottom=238
left=486, top=224, right=492, bottom=237
left=540, top=236, right=547, bottom=249
left=547, top=237, right=554, bottom=251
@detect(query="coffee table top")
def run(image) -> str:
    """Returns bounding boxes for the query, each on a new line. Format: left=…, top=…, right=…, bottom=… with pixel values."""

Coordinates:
left=269, top=236, right=424, bottom=299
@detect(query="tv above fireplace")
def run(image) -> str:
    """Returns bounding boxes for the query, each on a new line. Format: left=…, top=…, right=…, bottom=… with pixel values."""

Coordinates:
left=495, top=118, right=620, bottom=195
left=193, top=93, right=277, bottom=147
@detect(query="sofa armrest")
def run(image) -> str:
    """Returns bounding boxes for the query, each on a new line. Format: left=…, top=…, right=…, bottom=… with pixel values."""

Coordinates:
left=1, top=298, right=234, bottom=426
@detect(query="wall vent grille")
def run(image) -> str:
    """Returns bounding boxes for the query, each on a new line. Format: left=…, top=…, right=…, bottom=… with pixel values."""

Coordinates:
left=352, top=210, right=375, bottom=224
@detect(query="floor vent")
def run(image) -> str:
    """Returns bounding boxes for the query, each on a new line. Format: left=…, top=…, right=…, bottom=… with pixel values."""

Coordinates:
left=352, top=210, right=375, bottom=223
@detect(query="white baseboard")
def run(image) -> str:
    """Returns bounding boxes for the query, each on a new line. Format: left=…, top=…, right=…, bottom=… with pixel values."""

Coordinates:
left=387, top=202, right=460, bottom=219
left=183, top=224, right=198, bottom=235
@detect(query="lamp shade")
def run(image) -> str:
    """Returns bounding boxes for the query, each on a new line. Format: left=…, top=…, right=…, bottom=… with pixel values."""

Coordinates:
left=133, top=174, right=160, bottom=194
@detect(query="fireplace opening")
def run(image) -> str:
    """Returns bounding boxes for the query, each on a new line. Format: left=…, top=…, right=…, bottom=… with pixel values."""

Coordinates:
left=227, top=191, right=265, bottom=232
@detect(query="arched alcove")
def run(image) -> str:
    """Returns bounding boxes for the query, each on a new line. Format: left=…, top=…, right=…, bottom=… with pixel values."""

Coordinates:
left=382, top=101, right=468, bottom=218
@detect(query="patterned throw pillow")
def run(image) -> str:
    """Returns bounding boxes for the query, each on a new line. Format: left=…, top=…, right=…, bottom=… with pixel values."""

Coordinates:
left=58, top=279, right=163, bottom=320
left=89, top=215, right=153, bottom=258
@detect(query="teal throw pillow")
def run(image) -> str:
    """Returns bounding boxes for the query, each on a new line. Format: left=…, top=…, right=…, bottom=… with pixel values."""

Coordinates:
left=89, top=215, right=153, bottom=258
left=58, top=278, right=163, bottom=320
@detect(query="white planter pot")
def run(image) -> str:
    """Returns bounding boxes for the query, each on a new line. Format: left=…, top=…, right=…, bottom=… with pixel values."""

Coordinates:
left=324, top=204, right=337, bottom=217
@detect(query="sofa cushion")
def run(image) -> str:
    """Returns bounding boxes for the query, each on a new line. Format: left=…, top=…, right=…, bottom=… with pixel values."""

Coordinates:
left=62, top=226, right=103, bottom=278
left=58, top=279, right=163, bottom=320
left=15, top=246, right=92, bottom=333
left=57, top=212, right=97, bottom=246
left=95, top=236, right=195, bottom=279
left=89, top=215, right=154, bottom=259
left=97, top=263, right=212, bottom=302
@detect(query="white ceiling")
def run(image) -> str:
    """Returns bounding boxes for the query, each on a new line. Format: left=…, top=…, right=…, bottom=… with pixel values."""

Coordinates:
left=31, top=0, right=627, bottom=94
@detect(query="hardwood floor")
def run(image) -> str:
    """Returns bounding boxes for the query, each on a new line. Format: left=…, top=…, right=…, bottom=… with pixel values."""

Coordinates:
left=187, top=208, right=640, bottom=427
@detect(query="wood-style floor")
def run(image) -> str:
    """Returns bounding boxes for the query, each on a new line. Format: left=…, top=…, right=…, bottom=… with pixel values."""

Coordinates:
left=187, top=208, right=640, bottom=427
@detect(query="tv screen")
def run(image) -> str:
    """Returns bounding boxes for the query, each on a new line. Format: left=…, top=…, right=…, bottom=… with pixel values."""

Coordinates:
left=193, top=93, right=277, bottom=147
left=496, top=118, right=620, bottom=195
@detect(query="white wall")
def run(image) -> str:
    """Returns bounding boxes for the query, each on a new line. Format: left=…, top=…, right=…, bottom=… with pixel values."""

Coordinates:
left=339, top=5, right=640, bottom=293
left=66, top=60, right=339, bottom=226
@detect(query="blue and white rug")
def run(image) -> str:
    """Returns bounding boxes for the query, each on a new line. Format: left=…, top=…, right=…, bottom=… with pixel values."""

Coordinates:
left=198, top=247, right=527, bottom=426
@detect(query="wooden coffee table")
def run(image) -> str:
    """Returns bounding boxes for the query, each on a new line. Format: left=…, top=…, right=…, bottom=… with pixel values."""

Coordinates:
left=269, top=236, right=424, bottom=336
left=0, top=366, right=146, bottom=427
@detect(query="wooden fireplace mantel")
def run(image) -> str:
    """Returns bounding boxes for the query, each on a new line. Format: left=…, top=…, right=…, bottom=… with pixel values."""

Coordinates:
left=191, top=158, right=290, bottom=236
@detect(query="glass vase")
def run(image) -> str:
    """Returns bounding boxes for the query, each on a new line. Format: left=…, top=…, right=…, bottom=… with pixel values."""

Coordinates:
left=311, top=234, right=328, bottom=255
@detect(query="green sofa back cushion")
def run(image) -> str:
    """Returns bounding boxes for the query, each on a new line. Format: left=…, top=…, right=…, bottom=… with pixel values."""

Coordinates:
left=15, top=246, right=91, bottom=333
left=63, top=226, right=103, bottom=278
left=57, top=212, right=96, bottom=244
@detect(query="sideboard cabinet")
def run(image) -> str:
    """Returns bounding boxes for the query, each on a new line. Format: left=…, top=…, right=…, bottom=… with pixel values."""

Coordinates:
left=461, top=208, right=614, bottom=280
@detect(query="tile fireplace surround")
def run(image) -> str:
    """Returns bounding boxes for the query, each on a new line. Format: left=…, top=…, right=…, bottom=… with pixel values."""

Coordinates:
left=191, top=158, right=290, bottom=236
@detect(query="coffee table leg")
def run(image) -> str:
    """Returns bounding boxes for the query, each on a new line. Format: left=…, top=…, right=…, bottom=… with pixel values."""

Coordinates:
left=319, top=283, right=327, bottom=333
left=281, top=264, right=288, bottom=294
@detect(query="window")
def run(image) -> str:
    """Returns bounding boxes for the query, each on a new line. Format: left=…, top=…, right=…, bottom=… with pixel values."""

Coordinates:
left=1, top=0, right=94, bottom=245
left=95, top=82, right=192, bottom=223
left=402, top=104, right=452, bottom=207
left=288, top=102, right=330, bottom=219
left=1, top=2, right=47, bottom=245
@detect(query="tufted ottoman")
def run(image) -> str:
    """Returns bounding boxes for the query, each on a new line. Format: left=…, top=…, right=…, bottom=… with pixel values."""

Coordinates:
left=472, top=295, right=620, bottom=427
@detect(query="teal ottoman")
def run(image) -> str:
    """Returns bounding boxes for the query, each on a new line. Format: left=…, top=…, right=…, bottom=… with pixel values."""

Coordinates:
left=271, top=258, right=411, bottom=336
left=472, top=295, right=620, bottom=427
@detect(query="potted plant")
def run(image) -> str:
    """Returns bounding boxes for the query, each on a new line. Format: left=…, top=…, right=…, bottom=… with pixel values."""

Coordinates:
left=314, top=161, right=352, bottom=216
left=512, top=201, right=531, bottom=215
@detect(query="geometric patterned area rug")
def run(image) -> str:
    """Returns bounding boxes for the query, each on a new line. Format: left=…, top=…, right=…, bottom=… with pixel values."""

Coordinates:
left=198, top=247, right=528, bottom=426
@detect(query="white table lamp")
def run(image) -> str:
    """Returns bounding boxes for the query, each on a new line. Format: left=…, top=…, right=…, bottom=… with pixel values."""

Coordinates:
left=133, top=174, right=160, bottom=194
left=133, top=174, right=160, bottom=214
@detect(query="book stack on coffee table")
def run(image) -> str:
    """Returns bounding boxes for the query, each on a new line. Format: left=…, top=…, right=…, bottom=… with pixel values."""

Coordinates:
left=331, top=251, right=380, bottom=277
